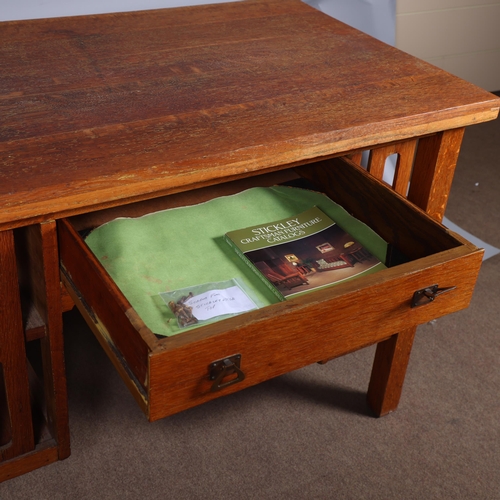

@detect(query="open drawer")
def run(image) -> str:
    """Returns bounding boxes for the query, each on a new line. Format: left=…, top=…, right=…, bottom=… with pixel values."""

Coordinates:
left=58, top=157, right=483, bottom=421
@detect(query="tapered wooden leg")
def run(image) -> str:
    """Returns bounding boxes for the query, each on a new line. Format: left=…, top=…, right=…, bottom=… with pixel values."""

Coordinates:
left=0, top=230, right=35, bottom=462
left=367, top=327, right=417, bottom=417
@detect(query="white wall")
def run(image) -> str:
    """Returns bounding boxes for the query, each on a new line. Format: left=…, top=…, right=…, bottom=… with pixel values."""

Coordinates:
left=0, top=0, right=239, bottom=21
left=2, top=0, right=395, bottom=47
left=396, top=0, right=500, bottom=92
left=303, top=0, right=396, bottom=45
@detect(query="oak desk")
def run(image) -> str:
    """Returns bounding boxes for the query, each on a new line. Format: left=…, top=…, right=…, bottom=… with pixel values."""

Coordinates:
left=1, top=0, right=499, bottom=481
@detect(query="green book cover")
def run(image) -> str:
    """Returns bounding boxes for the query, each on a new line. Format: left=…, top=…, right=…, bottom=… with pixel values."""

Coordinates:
left=225, top=206, right=386, bottom=299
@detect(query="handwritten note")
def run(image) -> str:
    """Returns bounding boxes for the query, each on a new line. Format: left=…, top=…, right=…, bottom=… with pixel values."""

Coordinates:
left=185, top=286, right=256, bottom=321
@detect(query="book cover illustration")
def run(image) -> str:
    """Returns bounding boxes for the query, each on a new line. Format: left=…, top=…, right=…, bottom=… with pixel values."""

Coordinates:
left=225, top=206, right=386, bottom=299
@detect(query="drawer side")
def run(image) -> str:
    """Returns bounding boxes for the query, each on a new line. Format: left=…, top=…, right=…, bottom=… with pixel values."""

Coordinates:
left=58, top=219, right=153, bottom=388
left=296, top=157, right=460, bottom=260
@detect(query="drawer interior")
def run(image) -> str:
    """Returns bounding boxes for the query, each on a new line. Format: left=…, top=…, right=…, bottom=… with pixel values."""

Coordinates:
left=68, top=158, right=463, bottom=262
left=58, top=157, right=483, bottom=420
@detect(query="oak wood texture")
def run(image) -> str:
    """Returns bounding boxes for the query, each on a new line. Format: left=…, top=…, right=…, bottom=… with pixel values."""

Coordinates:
left=367, top=327, right=417, bottom=416
left=367, top=140, right=417, bottom=196
left=59, top=160, right=483, bottom=421
left=32, top=222, right=70, bottom=459
left=0, top=0, right=499, bottom=231
left=334, top=129, right=465, bottom=415
left=1, top=0, right=498, bottom=476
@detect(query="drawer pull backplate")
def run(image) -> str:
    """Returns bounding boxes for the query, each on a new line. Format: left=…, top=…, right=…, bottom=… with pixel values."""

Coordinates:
left=209, top=355, right=245, bottom=392
left=411, top=284, right=456, bottom=308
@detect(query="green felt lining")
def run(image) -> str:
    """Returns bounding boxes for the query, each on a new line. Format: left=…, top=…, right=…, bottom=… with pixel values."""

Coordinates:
left=85, top=186, right=387, bottom=336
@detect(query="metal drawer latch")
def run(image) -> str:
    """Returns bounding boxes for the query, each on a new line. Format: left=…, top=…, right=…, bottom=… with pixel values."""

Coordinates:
left=209, top=354, right=245, bottom=392
left=411, top=284, right=456, bottom=308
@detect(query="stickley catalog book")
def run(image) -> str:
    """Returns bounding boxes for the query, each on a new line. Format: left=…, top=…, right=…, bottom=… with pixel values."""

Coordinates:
left=224, top=206, right=386, bottom=299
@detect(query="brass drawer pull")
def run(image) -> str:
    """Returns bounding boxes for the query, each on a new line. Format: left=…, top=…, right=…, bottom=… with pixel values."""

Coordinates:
left=209, top=355, right=245, bottom=392
left=411, top=284, right=456, bottom=308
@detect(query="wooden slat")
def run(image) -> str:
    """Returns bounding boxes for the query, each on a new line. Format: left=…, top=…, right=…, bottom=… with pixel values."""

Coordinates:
left=37, top=222, right=70, bottom=459
left=367, top=139, right=417, bottom=195
left=0, top=230, right=34, bottom=461
left=346, top=151, right=364, bottom=166
left=11, top=222, right=71, bottom=463
left=0, top=441, right=59, bottom=483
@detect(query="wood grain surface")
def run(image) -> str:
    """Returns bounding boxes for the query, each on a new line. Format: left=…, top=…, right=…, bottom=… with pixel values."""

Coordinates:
left=1, top=0, right=499, bottom=229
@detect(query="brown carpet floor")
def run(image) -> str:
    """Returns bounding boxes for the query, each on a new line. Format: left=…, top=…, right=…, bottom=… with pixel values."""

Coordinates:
left=2, top=110, right=499, bottom=500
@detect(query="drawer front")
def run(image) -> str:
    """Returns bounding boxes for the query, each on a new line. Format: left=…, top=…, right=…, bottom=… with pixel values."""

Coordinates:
left=60, top=208, right=482, bottom=421
left=146, top=246, right=481, bottom=420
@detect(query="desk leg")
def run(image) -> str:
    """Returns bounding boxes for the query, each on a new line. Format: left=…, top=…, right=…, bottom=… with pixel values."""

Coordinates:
left=408, top=127, right=465, bottom=221
left=365, top=130, right=464, bottom=416
left=17, top=222, right=70, bottom=459
left=0, top=230, right=35, bottom=461
left=367, top=327, right=417, bottom=417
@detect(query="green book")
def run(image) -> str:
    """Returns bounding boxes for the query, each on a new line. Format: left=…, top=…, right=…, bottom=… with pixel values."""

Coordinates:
left=225, top=206, right=386, bottom=300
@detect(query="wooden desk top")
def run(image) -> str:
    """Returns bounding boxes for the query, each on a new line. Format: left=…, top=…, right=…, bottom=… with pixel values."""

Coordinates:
left=1, top=0, right=499, bottom=230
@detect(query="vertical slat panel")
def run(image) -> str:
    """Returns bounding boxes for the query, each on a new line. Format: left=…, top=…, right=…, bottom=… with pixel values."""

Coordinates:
left=367, top=131, right=463, bottom=416
left=391, top=141, right=418, bottom=196
left=367, top=139, right=417, bottom=195
left=366, top=147, right=388, bottom=180
left=347, top=151, right=364, bottom=166
left=0, top=230, right=34, bottom=461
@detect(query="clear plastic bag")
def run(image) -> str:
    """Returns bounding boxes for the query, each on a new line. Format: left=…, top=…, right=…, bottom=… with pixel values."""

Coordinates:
left=159, top=278, right=258, bottom=329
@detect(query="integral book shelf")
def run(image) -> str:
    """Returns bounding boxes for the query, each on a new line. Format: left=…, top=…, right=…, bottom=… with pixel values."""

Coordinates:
left=1, top=0, right=499, bottom=482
